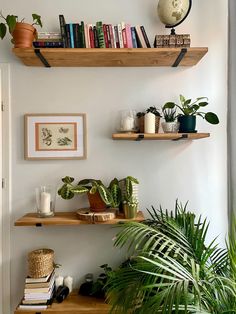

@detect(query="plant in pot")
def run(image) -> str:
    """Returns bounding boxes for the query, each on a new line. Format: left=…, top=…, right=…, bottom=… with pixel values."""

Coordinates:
left=161, top=106, right=179, bottom=133
left=106, top=201, right=236, bottom=313
left=0, top=12, right=42, bottom=48
left=58, top=176, right=122, bottom=212
left=164, top=94, right=219, bottom=133
left=120, top=176, right=139, bottom=219
left=136, top=111, right=145, bottom=133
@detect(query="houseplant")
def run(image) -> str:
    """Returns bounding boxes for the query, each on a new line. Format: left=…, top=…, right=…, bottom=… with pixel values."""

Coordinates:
left=120, top=176, right=139, bottom=219
left=106, top=201, right=236, bottom=313
left=163, top=95, right=219, bottom=133
left=0, top=11, right=42, bottom=48
left=161, top=106, right=179, bottom=133
left=58, top=176, right=121, bottom=212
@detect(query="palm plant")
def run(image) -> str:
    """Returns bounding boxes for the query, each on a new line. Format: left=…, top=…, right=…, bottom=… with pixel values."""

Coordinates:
left=106, top=201, right=236, bottom=313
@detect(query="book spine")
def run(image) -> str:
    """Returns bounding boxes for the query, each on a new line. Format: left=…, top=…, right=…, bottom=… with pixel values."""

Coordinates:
left=140, top=26, right=151, bottom=48
left=114, top=25, right=120, bottom=48
left=59, top=15, right=67, bottom=48
left=103, top=24, right=109, bottom=48
left=81, top=21, right=86, bottom=48
left=121, top=22, right=127, bottom=48
left=69, top=23, right=74, bottom=48
left=65, top=24, right=71, bottom=48
left=89, top=25, right=95, bottom=48
left=93, top=26, right=99, bottom=48
left=135, top=26, right=146, bottom=48
left=125, top=24, right=133, bottom=48
left=96, top=21, right=105, bottom=48
left=130, top=27, right=137, bottom=48
left=111, top=26, right=117, bottom=48
left=33, top=42, right=64, bottom=48
left=117, top=23, right=124, bottom=48
left=105, top=24, right=111, bottom=48
left=109, top=24, right=115, bottom=48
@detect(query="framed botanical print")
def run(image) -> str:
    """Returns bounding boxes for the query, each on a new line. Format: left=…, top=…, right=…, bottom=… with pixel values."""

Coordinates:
left=24, top=114, right=87, bottom=160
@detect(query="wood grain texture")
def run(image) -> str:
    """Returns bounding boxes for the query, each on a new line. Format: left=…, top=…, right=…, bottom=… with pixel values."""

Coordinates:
left=14, top=211, right=145, bottom=226
left=76, top=208, right=116, bottom=222
left=14, top=293, right=110, bottom=313
left=112, top=133, right=210, bottom=141
left=12, top=47, right=208, bottom=67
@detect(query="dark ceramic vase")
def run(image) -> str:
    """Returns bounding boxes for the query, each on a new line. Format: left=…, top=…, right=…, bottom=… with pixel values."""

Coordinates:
left=178, top=115, right=196, bottom=133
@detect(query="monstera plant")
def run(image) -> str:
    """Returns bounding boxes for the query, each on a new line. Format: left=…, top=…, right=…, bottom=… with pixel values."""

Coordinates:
left=58, top=176, right=122, bottom=211
left=106, top=202, right=236, bottom=313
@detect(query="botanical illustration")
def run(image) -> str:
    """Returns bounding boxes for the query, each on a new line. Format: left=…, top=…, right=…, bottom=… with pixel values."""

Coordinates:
left=35, top=122, right=77, bottom=151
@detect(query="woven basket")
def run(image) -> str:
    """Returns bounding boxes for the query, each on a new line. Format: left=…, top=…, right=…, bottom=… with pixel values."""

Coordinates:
left=138, top=115, right=160, bottom=133
left=28, top=249, right=54, bottom=278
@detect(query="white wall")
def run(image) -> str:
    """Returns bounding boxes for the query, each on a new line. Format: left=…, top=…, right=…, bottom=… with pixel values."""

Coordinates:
left=0, top=0, right=228, bottom=311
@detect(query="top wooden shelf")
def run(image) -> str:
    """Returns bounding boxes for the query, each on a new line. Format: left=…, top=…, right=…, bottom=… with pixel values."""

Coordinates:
left=12, top=47, right=208, bottom=67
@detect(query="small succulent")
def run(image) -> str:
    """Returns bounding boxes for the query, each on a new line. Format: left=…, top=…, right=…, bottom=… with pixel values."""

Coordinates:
left=162, top=107, right=177, bottom=122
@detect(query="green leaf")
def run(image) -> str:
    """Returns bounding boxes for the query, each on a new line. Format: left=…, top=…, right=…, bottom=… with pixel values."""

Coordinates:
left=32, top=13, right=42, bottom=27
left=98, top=184, right=113, bottom=205
left=184, top=99, right=192, bottom=106
left=198, top=102, right=208, bottom=107
left=162, top=102, right=176, bottom=110
left=62, top=176, right=74, bottom=184
left=179, top=94, right=186, bottom=105
left=70, top=186, right=88, bottom=194
left=59, top=184, right=74, bottom=199
left=6, top=15, right=17, bottom=33
left=0, top=23, right=6, bottom=39
left=205, top=112, right=219, bottom=124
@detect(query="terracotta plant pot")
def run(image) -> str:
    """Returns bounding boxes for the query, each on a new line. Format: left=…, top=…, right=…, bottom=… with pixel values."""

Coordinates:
left=87, top=192, right=106, bottom=212
left=12, top=22, right=36, bottom=48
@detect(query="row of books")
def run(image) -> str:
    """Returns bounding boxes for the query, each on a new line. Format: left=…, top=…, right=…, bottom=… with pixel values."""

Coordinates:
left=59, top=15, right=151, bottom=49
left=154, top=34, right=191, bottom=48
left=18, top=269, right=55, bottom=310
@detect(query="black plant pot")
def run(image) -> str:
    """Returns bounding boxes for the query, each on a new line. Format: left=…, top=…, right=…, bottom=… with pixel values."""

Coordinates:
left=178, top=116, right=197, bottom=133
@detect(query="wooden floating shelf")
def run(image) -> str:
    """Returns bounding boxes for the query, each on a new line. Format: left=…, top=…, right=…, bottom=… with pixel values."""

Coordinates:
left=12, top=47, right=208, bottom=67
left=112, top=133, right=210, bottom=141
left=14, top=211, right=144, bottom=227
left=15, top=293, right=110, bottom=313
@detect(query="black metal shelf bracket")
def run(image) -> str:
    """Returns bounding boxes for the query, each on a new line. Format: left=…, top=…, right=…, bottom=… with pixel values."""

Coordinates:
left=34, top=49, right=51, bottom=68
left=35, top=223, right=42, bottom=227
left=172, top=48, right=187, bottom=67
left=136, top=134, right=145, bottom=141
left=172, top=134, right=188, bottom=141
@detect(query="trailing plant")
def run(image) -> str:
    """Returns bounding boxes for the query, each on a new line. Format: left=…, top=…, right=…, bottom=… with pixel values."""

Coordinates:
left=0, top=11, right=42, bottom=40
left=106, top=201, right=236, bottom=313
left=162, top=106, right=177, bottom=122
left=163, top=94, right=219, bottom=124
left=58, top=176, right=122, bottom=208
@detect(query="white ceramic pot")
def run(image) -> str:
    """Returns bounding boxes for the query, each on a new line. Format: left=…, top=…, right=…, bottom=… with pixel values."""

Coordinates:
left=162, top=121, right=180, bottom=133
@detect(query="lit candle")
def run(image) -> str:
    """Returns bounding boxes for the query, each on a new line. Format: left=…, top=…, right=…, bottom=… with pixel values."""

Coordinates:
left=144, top=112, right=155, bottom=133
left=40, top=191, right=51, bottom=214
left=64, top=276, right=73, bottom=293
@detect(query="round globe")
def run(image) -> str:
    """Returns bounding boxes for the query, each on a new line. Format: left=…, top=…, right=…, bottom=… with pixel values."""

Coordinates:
left=157, top=0, right=192, bottom=28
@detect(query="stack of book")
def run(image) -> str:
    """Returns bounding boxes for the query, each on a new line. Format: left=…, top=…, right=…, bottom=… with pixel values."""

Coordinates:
left=18, top=269, right=55, bottom=310
left=154, top=34, right=191, bottom=48
left=59, top=15, right=151, bottom=49
left=33, top=32, right=63, bottom=48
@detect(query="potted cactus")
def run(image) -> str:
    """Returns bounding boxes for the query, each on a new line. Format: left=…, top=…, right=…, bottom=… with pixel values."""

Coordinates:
left=120, top=176, right=139, bottom=219
left=58, top=176, right=122, bottom=212
left=0, top=11, right=42, bottom=48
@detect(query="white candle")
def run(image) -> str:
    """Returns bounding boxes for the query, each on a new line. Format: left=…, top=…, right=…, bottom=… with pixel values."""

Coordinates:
left=40, top=191, right=51, bottom=213
left=55, top=275, right=64, bottom=290
left=122, top=116, right=134, bottom=131
left=144, top=112, right=156, bottom=133
left=64, top=276, right=73, bottom=293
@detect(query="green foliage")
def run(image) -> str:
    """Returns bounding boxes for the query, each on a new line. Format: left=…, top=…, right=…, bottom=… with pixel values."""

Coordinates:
left=106, top=201, right=236, bottom=313
left=121, top=176, right=139, bottom=205
left=146, top=106, right=162, bottom=117
left=0, top=11, right=42, bottom=40
left=162, top=106, right=177, bottom=122
left=163, top=95, right=219, bottom=125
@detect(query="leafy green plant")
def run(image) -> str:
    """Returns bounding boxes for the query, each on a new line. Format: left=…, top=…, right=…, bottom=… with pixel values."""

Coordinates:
left=146, top=106, right=161, bottom=117
left=106, top=201, right=236, bottom=313
left=91, top=264, right=113, bottom=298
left=163, top=94, right=219, bottom=124
left=121, top=176, right=139, bottom=206
left=162, top=107, right=177, bottom=122
left=0, top=11, right=42, bottom=39
left=58, top=176, right=122, bottom=208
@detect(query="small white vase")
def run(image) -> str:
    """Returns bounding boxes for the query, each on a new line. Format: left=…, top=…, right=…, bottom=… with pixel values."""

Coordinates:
left=144, top=112, right=156, bottom=133
left=162, top=121, right=180, bottom=133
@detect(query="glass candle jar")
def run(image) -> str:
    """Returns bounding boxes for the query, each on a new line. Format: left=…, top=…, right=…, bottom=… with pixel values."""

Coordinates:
left=117, top=110, right=137, bottom=133
left=35, top=186, right=55, bottom=217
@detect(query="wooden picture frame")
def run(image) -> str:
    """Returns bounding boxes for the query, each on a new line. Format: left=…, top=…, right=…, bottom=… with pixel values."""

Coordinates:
left=24, top=114, right=87, bottom=160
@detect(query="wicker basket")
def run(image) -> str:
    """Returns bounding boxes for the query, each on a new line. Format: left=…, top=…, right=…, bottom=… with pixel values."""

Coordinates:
left=28, top=249, right=54, bottom=278
left=138, top=115, right=160, bottom=133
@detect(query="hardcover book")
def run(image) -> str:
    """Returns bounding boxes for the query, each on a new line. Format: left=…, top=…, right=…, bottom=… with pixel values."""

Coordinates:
left=96, top=21, right=106, bottom=48
left=140, top=26, right=151, bottom=48
left=59, top=15, right=67, bottom=47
